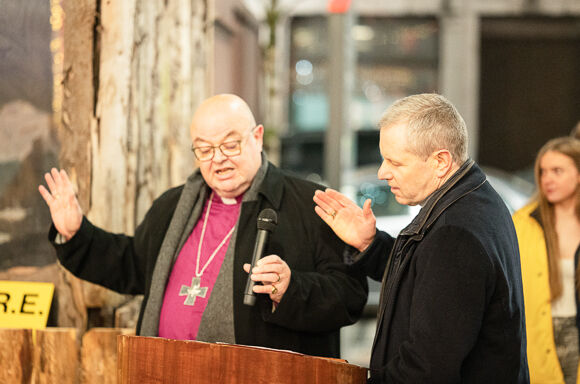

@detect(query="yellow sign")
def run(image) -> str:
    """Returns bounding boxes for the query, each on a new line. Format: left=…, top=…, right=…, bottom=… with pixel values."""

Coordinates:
left=0, top=281, right=54, bottom=329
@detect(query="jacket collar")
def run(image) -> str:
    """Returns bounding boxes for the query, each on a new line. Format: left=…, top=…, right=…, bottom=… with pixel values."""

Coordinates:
left=255, top=159, right=284, bottom=210
left=400, top=158, right=486, bottom=236
left=530, top=205, right=543, bottom=228
left=237, top=151, right=284, bottom=210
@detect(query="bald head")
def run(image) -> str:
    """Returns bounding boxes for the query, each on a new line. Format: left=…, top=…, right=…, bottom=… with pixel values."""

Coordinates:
left=190, top=94, right=256, bottom=138
left=189, top=94, right=264, bottom=198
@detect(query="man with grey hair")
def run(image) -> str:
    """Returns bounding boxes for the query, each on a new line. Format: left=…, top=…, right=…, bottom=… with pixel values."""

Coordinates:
left=314, top=93, right=529, bottom=382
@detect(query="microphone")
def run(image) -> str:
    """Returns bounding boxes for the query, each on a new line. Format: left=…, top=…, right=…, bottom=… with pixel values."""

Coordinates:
left=244, top=208, right=278, bottom=306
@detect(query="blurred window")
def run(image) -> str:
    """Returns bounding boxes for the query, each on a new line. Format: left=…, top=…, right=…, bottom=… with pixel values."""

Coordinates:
left=285, top=16, right=440, bottom=216
left=289, top=16, right=439, bottom=134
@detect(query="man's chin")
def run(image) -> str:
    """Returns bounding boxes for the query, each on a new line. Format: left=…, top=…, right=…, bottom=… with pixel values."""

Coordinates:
left=393, top=195, right=407, bottom=205
left=212, top=183, right=248, bottom=199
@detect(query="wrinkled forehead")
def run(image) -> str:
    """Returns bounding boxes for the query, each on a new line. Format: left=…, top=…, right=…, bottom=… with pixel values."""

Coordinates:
left=191, top=111, right=254, bottom=143
left=192, top=122, right=249, bottom=144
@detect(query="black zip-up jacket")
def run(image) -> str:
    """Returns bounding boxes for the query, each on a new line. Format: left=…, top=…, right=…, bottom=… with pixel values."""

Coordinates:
left=50, top=162, right=368, bottom=358
left=355, top=160, right=530, bottom=383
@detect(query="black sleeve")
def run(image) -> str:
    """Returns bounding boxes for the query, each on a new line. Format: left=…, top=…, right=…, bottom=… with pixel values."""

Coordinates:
left=353, top=230, right=396, bottom=282
left=49, top=186, right=181, bottom=294
left=50, top=217, right=146, bottom=294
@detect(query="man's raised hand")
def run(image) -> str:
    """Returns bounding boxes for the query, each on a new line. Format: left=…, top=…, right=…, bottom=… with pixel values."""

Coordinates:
left=313, top=188, right=376, bottom=252
left=38, top=168, right=83, bottom=241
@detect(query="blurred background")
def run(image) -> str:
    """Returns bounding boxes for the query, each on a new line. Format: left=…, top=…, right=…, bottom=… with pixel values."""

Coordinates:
left=0, top=0, right=579, bottom=367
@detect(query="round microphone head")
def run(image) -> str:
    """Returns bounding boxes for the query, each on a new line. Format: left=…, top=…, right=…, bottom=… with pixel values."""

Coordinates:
left=257, top=208, right=278, bottom=232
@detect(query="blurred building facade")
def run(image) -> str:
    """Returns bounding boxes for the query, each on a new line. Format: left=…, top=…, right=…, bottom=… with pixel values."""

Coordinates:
left=253, top=0, right=580, bottom=184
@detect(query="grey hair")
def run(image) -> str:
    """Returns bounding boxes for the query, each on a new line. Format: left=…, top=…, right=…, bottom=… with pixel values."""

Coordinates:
left=378, top=93, right=468, bottom=163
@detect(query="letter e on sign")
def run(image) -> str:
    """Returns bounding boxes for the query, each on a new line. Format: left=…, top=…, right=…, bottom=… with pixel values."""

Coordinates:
left=0, top=281, right=54, bottom=329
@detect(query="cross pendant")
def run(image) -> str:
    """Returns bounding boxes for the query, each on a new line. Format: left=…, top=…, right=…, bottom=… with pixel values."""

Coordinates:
left=179, top=277, right=208, bottom=306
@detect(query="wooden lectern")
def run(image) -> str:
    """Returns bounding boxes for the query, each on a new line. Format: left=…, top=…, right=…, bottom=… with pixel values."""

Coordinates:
left=117, top=335, right=368, bottom=384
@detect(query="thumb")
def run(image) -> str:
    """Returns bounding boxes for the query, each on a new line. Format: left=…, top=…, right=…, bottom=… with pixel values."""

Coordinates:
left=362, top=198, right=374, bottom=219
left=243, top=263, right=251, bottom=273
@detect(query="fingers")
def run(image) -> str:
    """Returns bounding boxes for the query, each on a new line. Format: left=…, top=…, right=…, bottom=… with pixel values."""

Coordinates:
left=251, top=257, right=283, bottom=277
left=249, top=256, right=286, bottom=283
left=51, top=167, right=63, bottom=188
left=251, top=283, right=280, bottom=296
left=38, top=185, right=55, bottom=205
left=314, top=205, right=334, bottom=224
left=246, top=255, right=290, bottom=303
left=44, top=170, right=57, bottom=194
left=324, top=188, right=356, bottom=207
left=60, top=169, right=75, bottom=195
left=313, top=190, right=335, bottom=211
left=44, top=168, right=71, bottom=196
left=313, top=190, right=341, bottom=219
left=41, top=168, right=78, bottom=202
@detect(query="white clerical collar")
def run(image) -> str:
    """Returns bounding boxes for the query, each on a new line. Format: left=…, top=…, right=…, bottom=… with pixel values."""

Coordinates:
left=219, top=195, right=238, bottom=205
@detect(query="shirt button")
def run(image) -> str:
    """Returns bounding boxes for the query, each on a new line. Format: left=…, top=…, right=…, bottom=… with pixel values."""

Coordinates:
left=537, top=272, right=542, bottom=277
left=546, top=349, right=551, bottom=354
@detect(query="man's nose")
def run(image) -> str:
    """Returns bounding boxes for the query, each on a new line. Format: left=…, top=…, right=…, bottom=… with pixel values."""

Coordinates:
left=378, top=164, right=392, bottom=180
left=212, top=147, right=227, bottom=163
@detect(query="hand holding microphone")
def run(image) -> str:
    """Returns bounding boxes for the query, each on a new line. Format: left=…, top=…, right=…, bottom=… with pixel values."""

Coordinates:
left=244, top=209, right=291, bottom=306
left=244, top=255, right=291, bottom=304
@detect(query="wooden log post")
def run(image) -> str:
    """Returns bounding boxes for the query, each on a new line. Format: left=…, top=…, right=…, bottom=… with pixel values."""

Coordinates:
left=0, top=328, right=33, bottom=384
left=53, top=0, right=212, bottom=332
left=81, top=328, right=135, bottom=384
left=32, top=328, right=80, bottom=384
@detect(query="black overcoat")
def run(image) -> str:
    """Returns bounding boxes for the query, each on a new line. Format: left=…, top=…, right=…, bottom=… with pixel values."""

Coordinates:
left=356, top=161, right=530, bottom=383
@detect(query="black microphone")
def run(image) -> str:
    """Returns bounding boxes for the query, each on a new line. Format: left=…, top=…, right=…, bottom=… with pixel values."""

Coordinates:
left=244, top=208, right=278, bottom=306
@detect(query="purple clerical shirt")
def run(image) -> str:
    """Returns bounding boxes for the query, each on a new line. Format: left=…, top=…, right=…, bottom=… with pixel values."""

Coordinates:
left=158, top=192, right=242, bottom=340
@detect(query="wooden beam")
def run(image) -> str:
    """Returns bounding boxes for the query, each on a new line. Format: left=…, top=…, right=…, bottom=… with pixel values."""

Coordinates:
left=32, top=328, right=80, bottom=384
left=0, top=328, right=33, bottom=384
left=81, top=328, right=135, bottom=384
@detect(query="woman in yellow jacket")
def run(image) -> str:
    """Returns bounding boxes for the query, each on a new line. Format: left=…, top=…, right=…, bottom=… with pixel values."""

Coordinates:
left=513, top=137, right=580, bottom=384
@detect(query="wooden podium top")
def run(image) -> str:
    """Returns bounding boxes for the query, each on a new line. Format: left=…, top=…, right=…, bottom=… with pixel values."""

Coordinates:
left=117, top=335, right=368, bottom=384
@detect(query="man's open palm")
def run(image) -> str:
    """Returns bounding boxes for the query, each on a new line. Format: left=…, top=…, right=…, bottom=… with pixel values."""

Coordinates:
left=38, top=168, right=83, bottom=241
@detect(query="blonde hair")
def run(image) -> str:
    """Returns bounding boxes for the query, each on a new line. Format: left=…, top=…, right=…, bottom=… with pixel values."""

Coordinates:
left=533, top=137, right=580, bottom=299
left=378, top=93, right=468, bottom=163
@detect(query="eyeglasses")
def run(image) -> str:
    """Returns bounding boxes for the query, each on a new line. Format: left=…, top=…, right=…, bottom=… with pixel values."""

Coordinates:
left=191, top=126, right=257, bottom=162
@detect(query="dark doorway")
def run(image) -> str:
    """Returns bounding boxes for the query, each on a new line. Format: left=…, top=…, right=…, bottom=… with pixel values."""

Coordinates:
left=479, top=17, right=580, bottom=176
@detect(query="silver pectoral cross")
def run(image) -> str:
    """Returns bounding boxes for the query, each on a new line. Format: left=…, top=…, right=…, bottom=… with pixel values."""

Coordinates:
left=179, top=277, right=208, bottom=306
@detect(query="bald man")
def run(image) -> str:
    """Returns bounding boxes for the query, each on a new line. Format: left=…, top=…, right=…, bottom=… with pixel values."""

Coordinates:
left=39, top=94, right=367, bottom=358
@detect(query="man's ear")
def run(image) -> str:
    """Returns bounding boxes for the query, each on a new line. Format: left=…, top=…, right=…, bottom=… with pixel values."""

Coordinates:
left=253, top=124, right=265, bottom=150
left=431, top=149, right=454, bottom=178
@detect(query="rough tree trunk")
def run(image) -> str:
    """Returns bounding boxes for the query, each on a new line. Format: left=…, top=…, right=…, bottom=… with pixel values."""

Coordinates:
left=52, top=0, right=212, bottom=329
